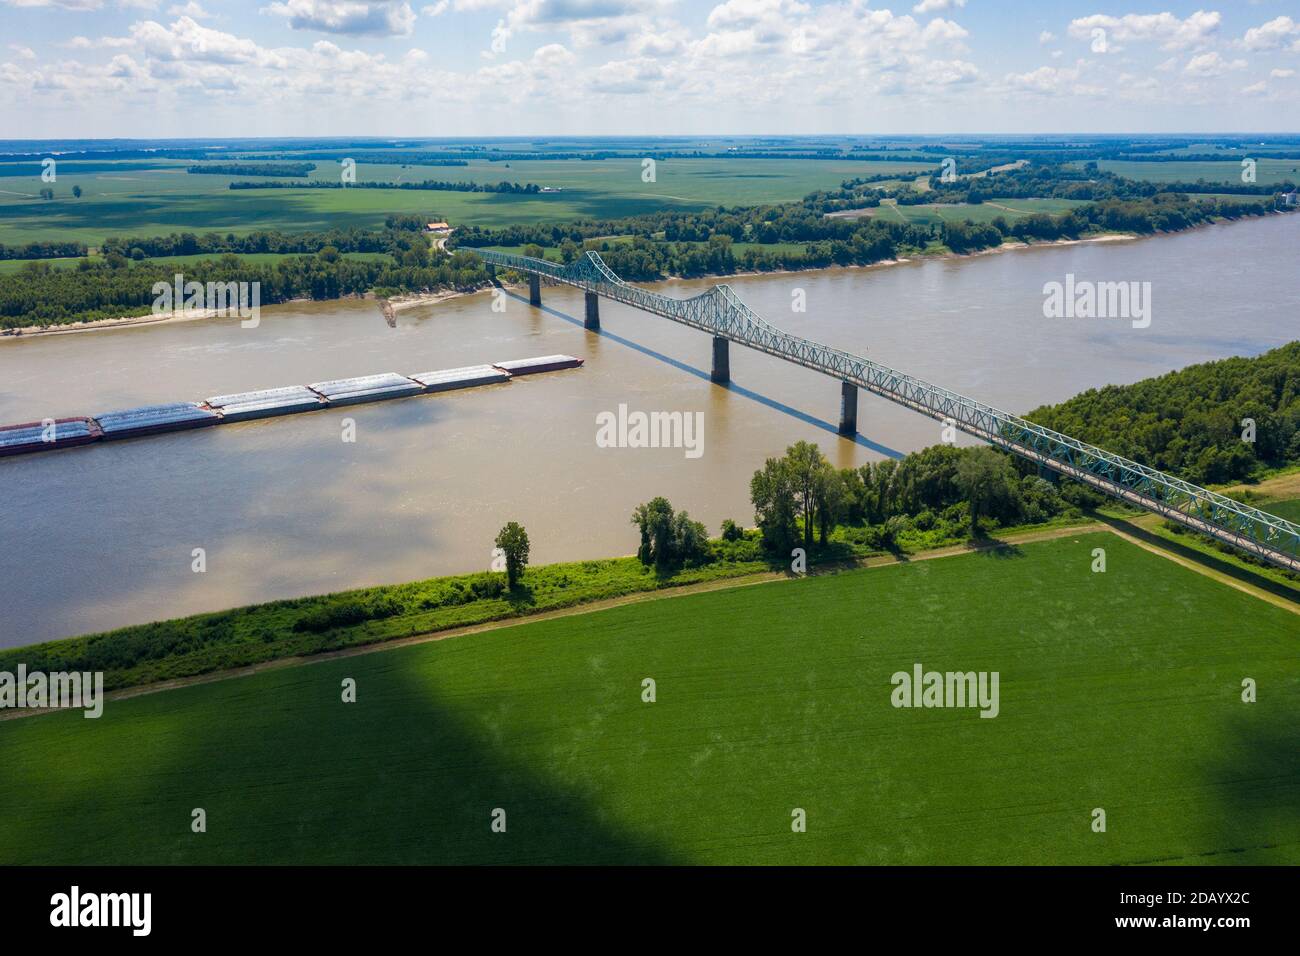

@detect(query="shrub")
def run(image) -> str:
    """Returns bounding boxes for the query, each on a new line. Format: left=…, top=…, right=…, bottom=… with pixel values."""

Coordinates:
left=293, top=597, right=403, bottom=634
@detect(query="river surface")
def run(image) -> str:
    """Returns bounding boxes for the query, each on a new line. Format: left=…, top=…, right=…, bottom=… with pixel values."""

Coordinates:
left=2, top=214, right=1298, bottom=647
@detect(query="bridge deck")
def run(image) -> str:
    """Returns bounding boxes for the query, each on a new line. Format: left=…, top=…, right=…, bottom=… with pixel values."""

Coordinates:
left=472, top=247, right=1300, bottom=572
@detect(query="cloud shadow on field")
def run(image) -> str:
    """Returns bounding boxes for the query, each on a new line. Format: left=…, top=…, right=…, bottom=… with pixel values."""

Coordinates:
left=508, top=290, right=905, bottom=459
left=1197, top=711, right=1300, bottom=865
left=0, top=646, right=684, bottom=865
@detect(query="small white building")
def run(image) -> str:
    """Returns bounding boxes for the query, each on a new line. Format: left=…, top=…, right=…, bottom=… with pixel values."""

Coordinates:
left=1281, top=191, right=1298, bottom=207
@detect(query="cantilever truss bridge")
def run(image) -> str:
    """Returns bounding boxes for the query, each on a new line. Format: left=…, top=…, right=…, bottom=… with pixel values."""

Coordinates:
left=474, top=247, right=1300, bottom=573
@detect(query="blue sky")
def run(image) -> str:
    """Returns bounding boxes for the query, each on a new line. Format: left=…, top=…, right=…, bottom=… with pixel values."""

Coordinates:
left=2, top=0, right=1299, bottom=137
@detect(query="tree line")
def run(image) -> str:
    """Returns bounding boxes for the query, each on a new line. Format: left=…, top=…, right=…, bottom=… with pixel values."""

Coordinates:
left=479, top=187, right=1283, bottom=281
left=0, top=239, right=88, bottom=260
left=187, top=163, right=316, bottom=176
left=99, top=220, right=430, bottom=259
left=1027, top=341, right=1300, bottom=485
left=230, top=179, right=542, bottom=193
left=748, top=441, right=1080, bottom=556
left=0, top=248, right=490, bottom=328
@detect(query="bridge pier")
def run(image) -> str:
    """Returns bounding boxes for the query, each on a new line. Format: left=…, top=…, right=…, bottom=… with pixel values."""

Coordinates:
left=584, top=291, right=600, bottom=330
left=528, top=274, right=541, bottom=306
left=838, top=382, right=858, bottom=436
left=711, top=336, right=730, bottom=384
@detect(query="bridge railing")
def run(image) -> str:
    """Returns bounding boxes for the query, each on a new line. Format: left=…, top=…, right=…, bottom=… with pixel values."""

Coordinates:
left=470, top=246, right=1300, bottom=570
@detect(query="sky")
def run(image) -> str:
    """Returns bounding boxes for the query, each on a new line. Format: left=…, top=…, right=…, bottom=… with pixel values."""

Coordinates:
left=2, top=0, right=1299, bottom=137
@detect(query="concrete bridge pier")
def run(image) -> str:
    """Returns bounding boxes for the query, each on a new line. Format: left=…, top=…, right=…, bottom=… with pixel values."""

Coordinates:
left=528, top=274, right=542, bottom=306
left=839, top=382, right=858, bottom=435
left=711, top=336, right=730, bottom=384
left=584, top=291, right=600, bottom=330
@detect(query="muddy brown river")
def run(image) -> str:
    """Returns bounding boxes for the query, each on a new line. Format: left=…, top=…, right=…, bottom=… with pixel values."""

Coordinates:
left=2, top=214, right=1298, bottom=646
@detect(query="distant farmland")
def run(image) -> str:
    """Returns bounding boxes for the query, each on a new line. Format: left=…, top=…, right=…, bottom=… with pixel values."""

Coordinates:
left=0, top=157, right=935, bottom=246
left=1091, top=158, right=1300, bottom=185
left=1, top=533, right=1294, bottom=865
left=844, top=197, right=1089, bottom=226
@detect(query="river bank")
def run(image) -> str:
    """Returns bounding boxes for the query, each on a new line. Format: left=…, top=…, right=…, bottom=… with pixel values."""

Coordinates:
left=2, top=207, right=1284, bottom=340
left=0, top=227, right=1194, bottom=340
left=2, top=210, right=1296, bottom=646
left=0, top=287, right=481, bottom=340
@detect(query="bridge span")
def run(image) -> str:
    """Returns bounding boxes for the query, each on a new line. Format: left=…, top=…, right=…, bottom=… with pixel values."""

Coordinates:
left=472, top=247, right=1300, bottom=573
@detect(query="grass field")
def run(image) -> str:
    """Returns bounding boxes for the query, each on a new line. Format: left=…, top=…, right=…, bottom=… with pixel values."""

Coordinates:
left=866, top=197, right=1088, bottom=226
left=483, top=239, right=816, bottom=261
left=1090, top=159, right=1300, bottom=185
left=1261, top=498, right=1300, bottom=523
left=1, top=532, right=1294, bottom=865
left=0, top=250, right=391, bottom=274
left=0, top=158, right=934, bottom=246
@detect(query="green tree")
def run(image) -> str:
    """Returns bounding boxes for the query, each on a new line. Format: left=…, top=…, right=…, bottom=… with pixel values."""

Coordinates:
left=672, top=510, right=712, bottom=566
left=815, top=464, right=850, bottom=545
left=494, top=522, right=530, bottom=589
left=955, top=448, right=1018, bottom=535
left=630, top=497, right=677, bottom=570
left=785, top=440, right=828, bottom=548
left=750, top=456, right=798, bottom=554
left=71, top=185, right=82, bottom=198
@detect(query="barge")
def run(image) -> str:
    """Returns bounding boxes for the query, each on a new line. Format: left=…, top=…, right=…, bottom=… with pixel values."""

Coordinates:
left=95, top=403, right=220, bottom=440
left=0, top=417, right=102, bottom=457
left=492, top=354, right=584, bottom=376
left=308, top=372, right=424, bottom=407
left=410, top=364, right=511, bottom=393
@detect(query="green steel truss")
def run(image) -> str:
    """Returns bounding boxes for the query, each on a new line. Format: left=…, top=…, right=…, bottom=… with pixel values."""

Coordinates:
left=475, top=247, right=1300, bottom=571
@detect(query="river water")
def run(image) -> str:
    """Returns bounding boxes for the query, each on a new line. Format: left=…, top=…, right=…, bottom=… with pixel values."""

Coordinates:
left=2, top=214, right=1297, bottom=647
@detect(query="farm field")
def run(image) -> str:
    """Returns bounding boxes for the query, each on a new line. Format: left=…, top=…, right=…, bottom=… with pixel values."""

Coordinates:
left=1090, top=158, right=1300, bottom=185
left=864, top=197, right=1088, bottom=226
left=0, top=250, right=392, bottom=274
left=482, top=239, right=814, bottom=260
left=0, top=532, right=1294, bottom=866
left=0, top=157, right=934, bottom=246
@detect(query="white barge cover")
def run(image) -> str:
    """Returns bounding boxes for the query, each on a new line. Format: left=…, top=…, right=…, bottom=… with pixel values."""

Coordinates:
left=96, top=403, right=219, bottom=438
left=409, top=364, right=511, bottom=393
left=206, top=385, right=325, bottom=422
left=0, top=418, right=98, bottom=454
left=308, top=372, right=424, bottom=406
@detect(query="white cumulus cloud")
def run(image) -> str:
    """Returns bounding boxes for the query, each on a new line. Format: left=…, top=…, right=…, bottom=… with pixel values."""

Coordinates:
left=263, top=0, right=417, bottom=38
left=1068, top=10, right=1220, bottom=51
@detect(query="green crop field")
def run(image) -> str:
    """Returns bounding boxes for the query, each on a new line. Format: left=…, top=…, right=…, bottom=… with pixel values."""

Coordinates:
left=1262, top=498, right=1300, bottom=523
left=1089, top=159, right=1300, bottom=185
left=484, top=239, right=814, bottom=261
left=866, top=197, right=1088, bottom=226
left=1, top=532, right=1294, bottom=865
left=0, top=157, right=934, bottom=247
left=0, top=250, right=391, bottom=274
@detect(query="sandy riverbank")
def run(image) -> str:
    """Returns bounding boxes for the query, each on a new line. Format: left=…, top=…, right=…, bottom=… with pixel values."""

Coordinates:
left=0, top=229, right=1193, bottom=339
left=384, top=288, right=475, bottom=312
left=654, top=231, right=1139, bottom=285
left=0, top=307, right=229, bottom=339
left=0, top=288, right=484, bottom=341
